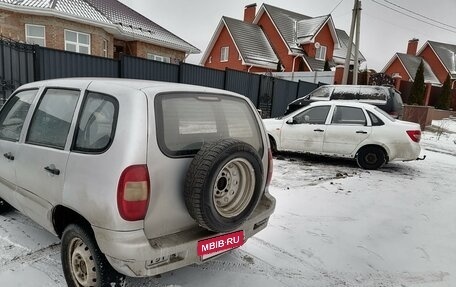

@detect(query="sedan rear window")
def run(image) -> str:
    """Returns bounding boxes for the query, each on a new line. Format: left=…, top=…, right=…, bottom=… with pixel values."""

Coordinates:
left=155, top=93, right=263, bottom=157
left=374, top=107, right=396, bottom=122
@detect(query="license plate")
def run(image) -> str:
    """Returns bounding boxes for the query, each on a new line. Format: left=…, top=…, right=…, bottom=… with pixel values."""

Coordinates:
left=197, top=230, right=244, bottom=259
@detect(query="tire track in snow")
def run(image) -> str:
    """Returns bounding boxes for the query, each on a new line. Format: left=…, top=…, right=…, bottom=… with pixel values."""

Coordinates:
left=0, top=243, right=60, bottom=272
left=248, top=237, right=349, bottom=286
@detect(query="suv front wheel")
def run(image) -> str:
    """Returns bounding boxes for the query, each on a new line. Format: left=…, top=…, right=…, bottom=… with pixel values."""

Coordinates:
left=61, top=224, right=125, bottom=287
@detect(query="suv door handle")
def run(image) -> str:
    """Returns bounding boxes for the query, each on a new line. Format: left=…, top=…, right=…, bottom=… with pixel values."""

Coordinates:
left=356, top=130, right=368, bottom=134
left=314, top=129, right=324, bottom=132
left=3, top=152, right=14, bottom=161
left=44, top=165, right=60, bottom=176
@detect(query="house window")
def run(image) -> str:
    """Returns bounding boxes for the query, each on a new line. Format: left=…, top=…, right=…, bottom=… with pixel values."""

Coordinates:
left=147, top=53, right=171, bottom=63
left=316, top=45, right=327, bottom=61
left=102, top=39, right=108, bottom=57
left=220, top=46, right=229, bottom=62
left=25, top=24, right=45, bottom=46
left=65, top=30, right=90, bottom=54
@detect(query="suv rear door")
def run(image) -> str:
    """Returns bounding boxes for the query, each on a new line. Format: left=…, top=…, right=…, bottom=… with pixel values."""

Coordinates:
left=14, top=87, right=81, bottom=231
left=145, top=91, right=265, bottom=238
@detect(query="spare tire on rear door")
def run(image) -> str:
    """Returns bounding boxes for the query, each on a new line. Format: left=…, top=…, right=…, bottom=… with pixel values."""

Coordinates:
left=184, top=139, right=264, bottom=233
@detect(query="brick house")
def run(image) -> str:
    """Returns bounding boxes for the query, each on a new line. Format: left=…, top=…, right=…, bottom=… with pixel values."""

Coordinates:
left=0, top=0, right=200, bottom=62
left=201, top=3, right=365, bottom=73
left=383, top=39, right=456, bottom=88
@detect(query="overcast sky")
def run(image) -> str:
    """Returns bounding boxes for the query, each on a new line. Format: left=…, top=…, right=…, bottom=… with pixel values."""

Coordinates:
left=118, top=0, right=456, bottom=72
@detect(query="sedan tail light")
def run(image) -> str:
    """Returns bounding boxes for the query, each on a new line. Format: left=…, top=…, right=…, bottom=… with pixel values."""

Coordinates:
left=117, top=165, right=150, bottom=221
left=406, top=130, right=421, bottom=143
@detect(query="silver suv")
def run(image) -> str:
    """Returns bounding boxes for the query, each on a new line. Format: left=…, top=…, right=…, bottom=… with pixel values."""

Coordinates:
left=0, top=78, right=276, bottom=286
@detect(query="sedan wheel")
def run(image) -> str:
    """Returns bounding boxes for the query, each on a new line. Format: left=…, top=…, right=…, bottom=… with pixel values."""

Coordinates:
left=356, top=146, right=386, bottom=170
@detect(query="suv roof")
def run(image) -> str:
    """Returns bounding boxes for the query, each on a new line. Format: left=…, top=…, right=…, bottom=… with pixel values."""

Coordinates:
left=19, top=78, right=242, bottom=97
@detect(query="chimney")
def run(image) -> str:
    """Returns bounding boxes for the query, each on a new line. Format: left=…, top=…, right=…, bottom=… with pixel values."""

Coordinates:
left=407, top=38, right=419, bottom=55
left=244, top=3, right=257, bottom=23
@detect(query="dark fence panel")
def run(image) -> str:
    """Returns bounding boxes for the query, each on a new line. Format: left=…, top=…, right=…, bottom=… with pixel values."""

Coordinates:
left=121, top=55, right=178, bottom=82
left=37, top=47, right=118, bottom=80
left=0, top=39, right=34, bottom=105
left=179, top=63, right=225, bottom=89
left=452, top=89, right=456, bottom=111
left=429, top=86, right=443, bottom=107
left=297, top=80, right=318, bottom=99
left=225, top=69, right=260, bottom=105
left=271, top=79, right=299, bottom=117
left=258, top=75, right=274, bottom=118
left=1, top=37, right=324, bottom=116
left=399, top=81, right=413, bottom=104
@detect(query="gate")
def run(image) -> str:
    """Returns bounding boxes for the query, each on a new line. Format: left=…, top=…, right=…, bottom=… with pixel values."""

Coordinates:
left=0, top=37, right=35, bottom=105
left=258, top=75, right=274, bottom=118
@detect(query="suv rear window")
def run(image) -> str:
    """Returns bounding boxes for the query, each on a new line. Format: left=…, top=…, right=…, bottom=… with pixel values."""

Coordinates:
left=155, top=93, right=263, bottom=157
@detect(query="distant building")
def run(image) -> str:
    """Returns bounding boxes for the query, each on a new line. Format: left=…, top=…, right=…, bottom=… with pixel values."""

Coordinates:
left=383, top=39, right=456, bottom=88
left=0, top=0, right=200, bottom=62
left=201, top=3, right=365, bottom=73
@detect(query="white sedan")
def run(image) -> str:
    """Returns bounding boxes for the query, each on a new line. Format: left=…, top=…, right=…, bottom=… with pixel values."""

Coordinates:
left=263, top=101, right=422, bottom=169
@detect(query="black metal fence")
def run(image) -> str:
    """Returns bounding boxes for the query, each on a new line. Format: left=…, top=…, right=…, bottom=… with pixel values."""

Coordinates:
left=1, top=37, right=319, bottom=117
left=0, top=38, right=35, bottom=105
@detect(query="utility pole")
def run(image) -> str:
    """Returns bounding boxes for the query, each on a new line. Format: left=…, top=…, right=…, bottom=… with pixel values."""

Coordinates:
left=342, top=0, right=362, bottom=85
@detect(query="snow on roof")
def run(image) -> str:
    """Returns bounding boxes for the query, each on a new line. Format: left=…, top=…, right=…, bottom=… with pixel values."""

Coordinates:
left=258, top=4, right=360, bottom=64
left=223, top=16, right=279, bottom=69
left=427, top=41, right=456, bottom=79
left=296, top=15, right=329, bottom=43
left=333, top=29, right=366, bottom=64
left=0, top=0, right=200, bottom=54
left=397, top=53, right=441, bottom=85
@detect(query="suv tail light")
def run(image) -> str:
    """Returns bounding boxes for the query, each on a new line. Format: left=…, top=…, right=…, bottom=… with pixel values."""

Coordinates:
left=406, top=130, right=421, bottom=143
left=266, top=149, right=273, bottom=187
left=389, top=111, right=399, bottom=119
left=117, top=165, right=150, bottom=221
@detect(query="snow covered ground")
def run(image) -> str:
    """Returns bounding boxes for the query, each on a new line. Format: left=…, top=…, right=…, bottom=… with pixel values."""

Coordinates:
left=1, top=117, right=455, bottom=287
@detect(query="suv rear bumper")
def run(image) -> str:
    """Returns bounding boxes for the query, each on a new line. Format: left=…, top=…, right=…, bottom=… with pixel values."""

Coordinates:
left=93, top=192, right=276, bottom=277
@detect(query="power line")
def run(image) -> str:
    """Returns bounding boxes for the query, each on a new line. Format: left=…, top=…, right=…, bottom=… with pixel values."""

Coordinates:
left=370, top=0, right=456, bottom=34
left=330, top=0, right=345, bottom=14
left=382, top=0, right=456, bottom=30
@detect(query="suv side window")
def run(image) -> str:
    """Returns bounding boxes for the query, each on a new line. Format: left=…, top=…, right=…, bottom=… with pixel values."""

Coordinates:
left=293, top=106, right=330, bottom=124
left=26, top=89, right=79, bottom=149
left=73, top=92, right=118, bottom=153
left=331, top=87, right=360, bottom=100
left=358, top=87, right=387, bottom=100
left=331, top=106, right=366, bottom=125
left=0, top=89, right=37, bottom=141
left=309, top=86, right=333, bottom=100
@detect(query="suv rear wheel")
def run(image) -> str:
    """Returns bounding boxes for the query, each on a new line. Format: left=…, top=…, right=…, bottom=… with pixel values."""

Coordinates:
left=61, top=224, right=125, bottom=287
left=185, top=139, right=264, bottom=233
